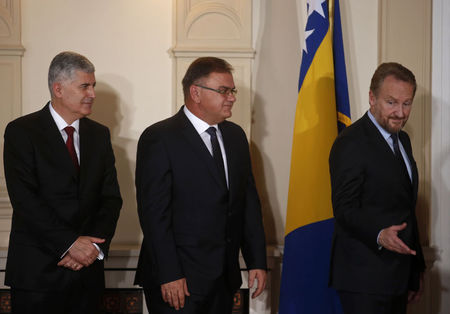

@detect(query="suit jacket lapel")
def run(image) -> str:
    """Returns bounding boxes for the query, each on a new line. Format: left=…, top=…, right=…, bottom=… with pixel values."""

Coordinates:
left=363, top=114, right=395, bottom=158
left=39, top=103, right=79, bottom=181
left=177, top=108, right=227, bottom=189
left=78, top=118, right=91, bottom=186
left=218, top=122, right=234, bottom=193
left=399, top=131, right=418, bottom=198
left=363, top=114, right=412, bottom=187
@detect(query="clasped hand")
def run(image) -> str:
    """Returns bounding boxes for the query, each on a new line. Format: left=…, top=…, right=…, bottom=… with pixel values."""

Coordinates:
left=57, top=236, right=105, bottom=271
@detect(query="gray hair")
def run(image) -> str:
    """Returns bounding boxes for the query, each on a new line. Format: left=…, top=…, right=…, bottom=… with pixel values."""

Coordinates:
left=48, top=51, right=95, bottom=96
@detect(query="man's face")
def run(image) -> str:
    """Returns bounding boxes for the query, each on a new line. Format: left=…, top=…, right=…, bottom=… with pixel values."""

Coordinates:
left=53, top=70, right=96, bottom=123
left=193, top=72, right=236, bottom=125
left=369, top=75, right=414, bottom=134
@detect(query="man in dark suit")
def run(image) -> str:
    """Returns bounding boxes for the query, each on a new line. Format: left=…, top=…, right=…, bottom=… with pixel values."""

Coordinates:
left=3, top=51, right=122, bottom=314
left=328, top=62, right=426, bottom=314
left=135, top=57, right=267, bottom=313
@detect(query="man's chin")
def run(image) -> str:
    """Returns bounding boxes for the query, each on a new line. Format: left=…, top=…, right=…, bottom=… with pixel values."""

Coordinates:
left=223, top=111, right=232, bottom=119
left=81, top=109, right=92, bottom=117
left=387, top=125, right=403, bottom=133
left=386, top=120, right=405, bottom=133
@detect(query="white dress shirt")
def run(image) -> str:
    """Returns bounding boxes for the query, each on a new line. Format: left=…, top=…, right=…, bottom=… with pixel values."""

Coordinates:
left=183, top=105, right=229, bottom=187
left=49, top=103, right=80, bottom=162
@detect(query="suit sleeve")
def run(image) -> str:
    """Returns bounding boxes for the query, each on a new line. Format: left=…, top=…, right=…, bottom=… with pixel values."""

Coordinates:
left=88, top=128, right=122, bottom=257
left=240, top=136, right=267, bottom=270
left=400, top=133, right=426, bottom=274
left=329, top=135, right=387, bottom=250
left=3, top=122, right=78, bottom=257
left=135, top=129, right=184, bottom=285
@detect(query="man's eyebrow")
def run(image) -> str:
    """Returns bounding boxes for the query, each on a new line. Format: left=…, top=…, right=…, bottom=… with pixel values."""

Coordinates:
left=218, top=85, right=235, bottom=89
left=80, top=82, right=96, bottom=87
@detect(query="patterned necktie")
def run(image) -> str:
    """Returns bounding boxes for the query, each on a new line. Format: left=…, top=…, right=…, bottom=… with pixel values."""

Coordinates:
left=206, top=127, right=227, bottom=186
left=64, top=126, right=79, bottom=171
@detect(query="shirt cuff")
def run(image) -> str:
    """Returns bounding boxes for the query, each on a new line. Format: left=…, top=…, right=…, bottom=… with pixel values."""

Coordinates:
left=93, top=243, right=104, bottom=260
left=60, top=241, right=104, bottom=260
left=60, top=242, right=75, bottom=259
left=377, top=230, right=383, bottom=250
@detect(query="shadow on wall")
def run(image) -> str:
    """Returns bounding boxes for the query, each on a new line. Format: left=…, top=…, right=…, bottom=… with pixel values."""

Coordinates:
left=250, top=96, right=277, bottom=248
left=251, top=0, right=301, bottom=245
left=250, top=99, right=280, bottom=314
left=89, top=79, right=140, bottom=246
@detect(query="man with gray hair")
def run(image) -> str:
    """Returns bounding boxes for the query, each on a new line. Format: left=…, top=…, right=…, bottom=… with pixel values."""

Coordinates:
left=3, top=51, right=122, bottom=313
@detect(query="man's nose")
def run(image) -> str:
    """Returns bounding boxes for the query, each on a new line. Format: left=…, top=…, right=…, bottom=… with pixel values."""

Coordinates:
left=227, top=92, right=236, bottom=102
left=394, top=104, right=405, bottom=117
left=88, top=86, right=96, bottom=98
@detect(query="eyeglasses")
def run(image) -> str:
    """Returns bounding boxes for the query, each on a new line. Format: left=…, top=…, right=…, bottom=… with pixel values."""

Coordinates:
left=194, top=84, right=238, bottom=96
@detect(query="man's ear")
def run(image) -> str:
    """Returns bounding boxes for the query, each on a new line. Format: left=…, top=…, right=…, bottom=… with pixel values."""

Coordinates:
left=190, top=85, right=201, bottom=103
left=369, top=90, right=375, bottom=107
left=53, top=82, right=63, bottom=98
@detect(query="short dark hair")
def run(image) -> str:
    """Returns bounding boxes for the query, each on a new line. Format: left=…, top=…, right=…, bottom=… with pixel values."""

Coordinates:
left=182, top=57, right=233, bottom=101
left=48, top=51, right=95, bottom=97
left=370, top=62, right=416, bottom=97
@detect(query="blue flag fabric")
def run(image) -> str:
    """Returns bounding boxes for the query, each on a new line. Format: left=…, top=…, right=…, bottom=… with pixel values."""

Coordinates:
left=279, top=0, right=351, bottom=313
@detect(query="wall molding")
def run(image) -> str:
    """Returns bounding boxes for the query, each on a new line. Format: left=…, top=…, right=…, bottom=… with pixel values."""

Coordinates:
left=175, top=0, right=252, bottom=50
left=171, top=47, right=255, bottom=58
left=0, top=0, right=21, bottom=46
left=0, top=44, right=24, bottom=55
left=171, top=0, right=254, bottom=138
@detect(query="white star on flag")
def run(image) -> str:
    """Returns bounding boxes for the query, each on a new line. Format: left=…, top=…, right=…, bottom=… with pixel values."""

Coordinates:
left=307, top=0, right=326, bottom=19
left=302, top=29, right=314, bottom=53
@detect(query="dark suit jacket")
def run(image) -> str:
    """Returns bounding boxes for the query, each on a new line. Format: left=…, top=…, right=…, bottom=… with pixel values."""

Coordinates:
left=3, top=103, right=122, bottom=292
left=329, top=113, right=425, bottom=295
left=134, top=107, right=267, bottom=295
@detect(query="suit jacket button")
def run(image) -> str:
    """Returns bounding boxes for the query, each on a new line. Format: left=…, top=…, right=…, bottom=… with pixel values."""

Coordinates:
left=228, top=211, right=232, bottom=216
left=226, top=238, right=231, bottom=243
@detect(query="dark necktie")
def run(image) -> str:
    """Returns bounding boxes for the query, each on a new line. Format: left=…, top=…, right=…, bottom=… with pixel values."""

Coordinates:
left=391, top=133, right=409, bottom=180
left=206, top=127, right=227, bottom=186
left=64, top=126, right=79, bottom=171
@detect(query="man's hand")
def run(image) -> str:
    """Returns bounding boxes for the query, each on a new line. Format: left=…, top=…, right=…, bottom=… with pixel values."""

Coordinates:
left=248, top=269, right=267, bottom=299
left=57, top=253, right=83, bottom=271
left=378, top=223, right=416, bottom=255
left=408, top=273, right=424, bottom=303
left=66, top=236, right=105, bottom=267
left=161, top=278, right=190, bottom=310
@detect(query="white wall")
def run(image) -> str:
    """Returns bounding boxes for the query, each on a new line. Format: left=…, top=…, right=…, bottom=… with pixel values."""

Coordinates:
left=19, top=0, right=382, bottom=247
left=21, top=0, right=173, bottom=245
left=251, top=0, right=379, bottom=244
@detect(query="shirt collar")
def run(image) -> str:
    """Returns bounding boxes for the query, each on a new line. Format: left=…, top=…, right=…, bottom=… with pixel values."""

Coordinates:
left=49, top=102, right=80, bottom=133
left=183, top=105, right=218, bottom=135
left=367, top=110, right=392, bottom=141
